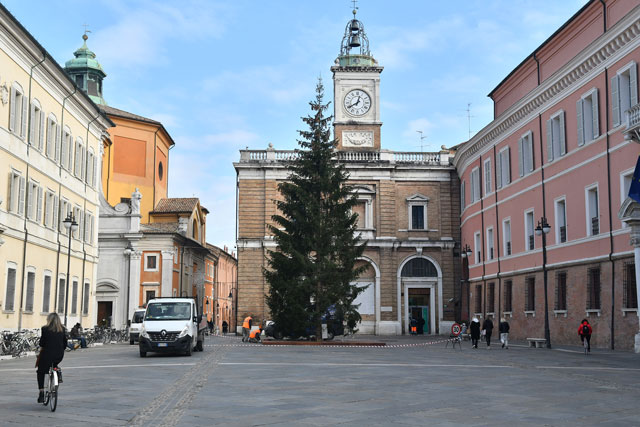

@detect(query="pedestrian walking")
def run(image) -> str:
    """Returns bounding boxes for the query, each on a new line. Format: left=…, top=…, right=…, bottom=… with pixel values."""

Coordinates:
left=242, top=315, right=253, bottom=342
left=499, top=318, right=510, bottom=349
left=578, top=318, right=592, bottom=352
left=470, top=317, right=481, bottom=348
left=482, top=317, right=494, bottom=348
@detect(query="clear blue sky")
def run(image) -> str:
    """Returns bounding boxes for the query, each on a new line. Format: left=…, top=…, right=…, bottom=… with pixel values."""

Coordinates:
left=4, top=0, right=588, bottom=251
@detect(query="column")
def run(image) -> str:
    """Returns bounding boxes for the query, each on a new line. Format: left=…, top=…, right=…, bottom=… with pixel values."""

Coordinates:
left=161, top=250, right=174, bottom=297
left=129, top=251, right=142, bottom=319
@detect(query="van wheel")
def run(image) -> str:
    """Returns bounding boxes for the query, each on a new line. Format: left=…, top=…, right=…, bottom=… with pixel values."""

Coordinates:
left=196, top=340, right=203, bottom=352
left=139, top=350, right=146, bottom=358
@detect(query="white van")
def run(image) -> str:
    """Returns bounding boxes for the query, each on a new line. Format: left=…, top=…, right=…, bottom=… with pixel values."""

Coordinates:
left=129, top=308, right=146, bottom=345
left=138, top=297, right=206, bottom=357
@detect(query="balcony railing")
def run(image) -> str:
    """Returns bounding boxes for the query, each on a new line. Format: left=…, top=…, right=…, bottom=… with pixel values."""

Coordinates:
left=624, top=103, right=640, bottom=141
left=238, top=148, right=450, bottom=166
left=528, top=235, right=534, bottom=250
left=591, top=217, right=599, bottom=235
left=506, top=241, right=511, bottom=256
left=559, top=225, right=567, bottom=243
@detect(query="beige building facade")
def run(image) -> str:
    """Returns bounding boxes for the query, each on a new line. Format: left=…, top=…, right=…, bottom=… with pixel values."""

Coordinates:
left=0, top=5, right=112, bottom=330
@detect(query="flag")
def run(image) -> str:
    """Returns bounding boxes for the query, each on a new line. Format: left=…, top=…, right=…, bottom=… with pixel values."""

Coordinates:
left=629, top=155, right=640, bottom=203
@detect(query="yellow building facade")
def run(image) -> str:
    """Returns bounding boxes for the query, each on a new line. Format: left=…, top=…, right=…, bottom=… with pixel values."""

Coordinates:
left=0, top=5, right=112, bottom=330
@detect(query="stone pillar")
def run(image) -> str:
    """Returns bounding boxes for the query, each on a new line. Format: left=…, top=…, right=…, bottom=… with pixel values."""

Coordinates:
left=129, top=251, right=142, bottom=316
left=161, top=250, right=174, bottom=297
left=618, top=198, right=640, bottom=353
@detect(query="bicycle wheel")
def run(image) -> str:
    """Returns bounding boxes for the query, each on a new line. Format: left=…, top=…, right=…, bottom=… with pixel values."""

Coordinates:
left=49, top=371, right=57, bottom=412
left=42, top=372, right=51, bottom=406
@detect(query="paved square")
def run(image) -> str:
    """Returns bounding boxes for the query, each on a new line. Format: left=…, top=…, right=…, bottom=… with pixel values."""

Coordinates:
left=0, top=335, right=638, bottom=426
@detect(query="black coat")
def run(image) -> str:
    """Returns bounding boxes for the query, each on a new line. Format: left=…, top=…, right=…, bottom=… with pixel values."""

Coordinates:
left=38, top=326, right=66, bottom=372
left=482, top=319, right=494, bottom=334
left=499, top=321, right=510, bottom=333
left=470, top=321, right=481, bottom=339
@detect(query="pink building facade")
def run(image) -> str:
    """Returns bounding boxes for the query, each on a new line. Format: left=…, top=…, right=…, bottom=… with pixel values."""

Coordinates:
left=454, top=0, right=640, bottom=350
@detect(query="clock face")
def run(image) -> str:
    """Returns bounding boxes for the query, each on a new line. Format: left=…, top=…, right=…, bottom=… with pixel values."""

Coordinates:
left=344, top=89, right=371, bottom=116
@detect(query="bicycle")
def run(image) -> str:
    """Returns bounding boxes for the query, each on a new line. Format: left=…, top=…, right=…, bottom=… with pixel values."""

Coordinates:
left=42, top=365, right=60, bottom=412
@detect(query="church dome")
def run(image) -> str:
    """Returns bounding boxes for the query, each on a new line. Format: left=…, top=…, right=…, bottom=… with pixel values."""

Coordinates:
left=64, top=33, right=107, bottom=105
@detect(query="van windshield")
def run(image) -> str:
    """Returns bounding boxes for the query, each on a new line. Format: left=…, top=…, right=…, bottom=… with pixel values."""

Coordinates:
left=132, top=311, right=145, bottom=323
left=145, top=302, right=192, bottom=321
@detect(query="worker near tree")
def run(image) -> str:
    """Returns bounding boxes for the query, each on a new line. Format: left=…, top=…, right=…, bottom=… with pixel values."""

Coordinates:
left=242, top=315, right=252, bottom=342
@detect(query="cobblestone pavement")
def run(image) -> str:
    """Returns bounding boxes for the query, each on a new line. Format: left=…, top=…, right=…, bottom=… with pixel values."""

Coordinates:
left=0, top=335, right=638, bottom=426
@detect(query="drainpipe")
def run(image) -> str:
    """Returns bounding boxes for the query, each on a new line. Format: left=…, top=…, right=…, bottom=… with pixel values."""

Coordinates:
left=17, top=50, right=46, bottom=330
left=604, top=69, right=615, bottom=350
left=599, top=0, right=607, bottom=33
left=533, top=52, right=541, bottom=86
left=478, top=154, right=486, bottom=318
left=538, top=113, right=552, bottom=349
left=150, top=128, right=160, bottom=223
left=493, top=145, right=502, bottom=319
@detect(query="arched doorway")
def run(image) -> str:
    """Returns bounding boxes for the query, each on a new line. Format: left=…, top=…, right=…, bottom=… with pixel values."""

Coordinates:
left=353, top=257, right=380, bottom=334
left=397, top=256, right=441, bottom=335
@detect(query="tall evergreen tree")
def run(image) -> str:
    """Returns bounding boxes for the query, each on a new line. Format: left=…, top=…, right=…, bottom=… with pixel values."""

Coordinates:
left=265, top=79, right=367, bottom=341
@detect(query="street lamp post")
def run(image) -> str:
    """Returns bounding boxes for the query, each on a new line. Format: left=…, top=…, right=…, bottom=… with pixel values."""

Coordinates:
left=62, top=213, right=79, bottom=328
left=123, top=242, right=134, bottom=327
left=460, top=244, right=473, bottom=322
left=535, top=217, right=552, bottom=349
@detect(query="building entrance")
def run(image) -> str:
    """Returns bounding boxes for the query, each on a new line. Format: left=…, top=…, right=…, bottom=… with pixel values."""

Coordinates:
left=408, top=288, right=430, bottom=334
left=97, top=301, right=113, bottom=327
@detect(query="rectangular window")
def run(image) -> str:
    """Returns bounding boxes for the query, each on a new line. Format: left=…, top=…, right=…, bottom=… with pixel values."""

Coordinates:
left=474, top=284, right=482, bottom=313
left=25, top=271, right=35, bottom=312
left=546, top=111, right=566, bottom=162
left=586, top=186, right=599, bottom=236
left=612, top=62, right=638, bottom=127
left=10, top=84, right=27, bottom=138
left=61, top=128, right=71, bottom=170
left=555, top=198, right=567, bottom=244
left=486, top=227, right=494, bottom=260
left=410, top=205, right=425, bottom=230
left=8, top=170, right=25, bottom=215
left=623, top=262, right=638, bottom=309
left=487, top=282, right=495, bottom=313
left=525, top=276, right=536, bottom=311
left=59, top=200, right=70, bottom=235
left=555, top=271, right=567, bottom=311
left=587, top=267, right=601, bottom=310
left=518, top=131, right=534, bottom=177
left=57, top=278, right=65, bottom=314
left=525, top=210, right=535, bottom=251
left=146, top=290, right=156, bottom=304
left=145, top=254, right=158, bottom=271
left=503, top=219, right=512, bottom=256
left=73, top=207, right=83, bottom=240
left=474, top=231, right=481, bottom=264
left=71, top=280, right=78, bottom=315
left=83, top=282, right=90, bottom=315
left=577, top=89, right=599, bottom=146
left=484, top=158, right=492, bottom=194
left=504, top=280, right=513, bottom=312
left=5, top=266, right=17, bottom=311
left=460, top=180, right=466, bottom=211
left=42, top=275, right=51, bottom=313
left=470, top=167, right=480, bottom=203
left=29, top=101, right=43, bottom=149
left=496, top=147, right=511, bottom=189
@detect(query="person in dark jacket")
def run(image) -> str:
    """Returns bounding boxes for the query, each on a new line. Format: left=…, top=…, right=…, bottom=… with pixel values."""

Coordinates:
left=469, top=317, right=481, bottom=348
left=578, top=318, right=592, bottom=352
left=36, top=313, right=67, bottom=403
left=499, top=318, right=510, bottom=349
left=482, top=317, right=494, bottom=348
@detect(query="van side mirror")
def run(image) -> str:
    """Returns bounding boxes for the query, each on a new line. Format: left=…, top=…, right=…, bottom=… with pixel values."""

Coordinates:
left=193, top=316, right=197, bottom=323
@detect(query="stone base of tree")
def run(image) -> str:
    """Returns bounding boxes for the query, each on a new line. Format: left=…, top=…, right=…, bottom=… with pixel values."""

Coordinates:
left=262, top=340, right=385, bottom=346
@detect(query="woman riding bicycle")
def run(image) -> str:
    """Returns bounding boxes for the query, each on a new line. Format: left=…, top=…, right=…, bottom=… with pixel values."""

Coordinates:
left=578, top=318, right=592, bottom=353
left=36, top=313, right=67, bottom=403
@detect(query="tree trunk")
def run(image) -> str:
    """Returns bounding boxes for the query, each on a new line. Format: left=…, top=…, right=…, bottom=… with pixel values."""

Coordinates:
left=316, top=281, right=322, bottom=342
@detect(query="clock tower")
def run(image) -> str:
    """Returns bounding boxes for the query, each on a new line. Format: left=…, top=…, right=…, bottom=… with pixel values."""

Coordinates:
left=332, top=8, right=383, bottom=151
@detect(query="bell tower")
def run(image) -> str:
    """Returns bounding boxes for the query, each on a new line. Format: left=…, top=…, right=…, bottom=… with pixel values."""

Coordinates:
left=64, top=32, right=107, bottom=106
left=332, top=7, right=383, bottom=151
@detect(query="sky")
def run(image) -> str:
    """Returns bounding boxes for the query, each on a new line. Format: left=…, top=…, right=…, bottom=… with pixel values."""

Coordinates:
left=3, top=0, right=589, bottom=251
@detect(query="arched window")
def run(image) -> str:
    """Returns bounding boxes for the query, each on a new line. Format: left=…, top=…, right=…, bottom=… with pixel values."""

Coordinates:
left=192, top=219, right=198, bottom=240
left=401, top=257, right=437, bottom=277
left=9, top=82, right=26, bottom=139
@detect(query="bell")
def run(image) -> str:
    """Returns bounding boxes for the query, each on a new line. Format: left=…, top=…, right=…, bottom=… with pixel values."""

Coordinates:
left=350, top=19, right=360, bottom=32
left=348, top=34, right=361, bottom=48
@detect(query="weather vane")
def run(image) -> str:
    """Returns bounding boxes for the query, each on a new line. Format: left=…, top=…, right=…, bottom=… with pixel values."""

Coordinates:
left=82, top=23, right=91, bottom=41
left=351, top=0, right=358, bottom=15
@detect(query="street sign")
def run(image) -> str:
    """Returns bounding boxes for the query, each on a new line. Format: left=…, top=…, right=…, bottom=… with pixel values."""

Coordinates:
left=451, top=323, right=461, bottom=336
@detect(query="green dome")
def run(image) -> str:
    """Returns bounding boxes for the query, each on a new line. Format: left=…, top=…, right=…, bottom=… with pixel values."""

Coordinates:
left=64, top=34, right=107, bottom=105
left=64, top=36, right=106, bottom=77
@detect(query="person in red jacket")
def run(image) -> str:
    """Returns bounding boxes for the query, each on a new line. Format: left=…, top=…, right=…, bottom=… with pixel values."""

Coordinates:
left=578, top=318, right=592, bottom=352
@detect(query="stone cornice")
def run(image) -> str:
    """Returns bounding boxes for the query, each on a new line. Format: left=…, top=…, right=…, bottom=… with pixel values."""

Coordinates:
left=454, top=8, right=640, bottom=174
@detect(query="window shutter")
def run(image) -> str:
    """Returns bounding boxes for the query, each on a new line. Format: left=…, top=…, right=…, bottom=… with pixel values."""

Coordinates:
left=21, top=94, right=27, bottom=138
left=461, top=180, right=466, bottom=210
left=8, top=173, right=15, bottom=212
left=505, top=147, right=511, bottom=184
left=592, top=90, right=599, bottom=139
left=93, top=156, right=98, bottom=188
left=496, top=153, right=502, bottom=189
left=518, top=137, right=524, bottom=177
left=576, top=99, right=584, bottom=146
left=631, top=63, right=638, bottom=107
left=524, top=281, right=529, bottom=310
left=52, top=195, right=59, bottom=231
left=82, top=146, right=87, bottom=180
left=46, top=119, right=52, bottom=157
left=44, top=193, right=51, bottom=227
left=36, top=186, right=43, bottom=222
left=484, top=160, right=491, bottom=193
left=559, top=112, right=566, bottom=156
left=18, top=176, right=25, bottom=216
left=55, top=124, right=61, bottom=162
left=27, top=182, right=34, bottom=219
left=611, top=75, right=620, bottom=126
left=526, top=135, right=534, bottom=173
left=61, top=132, right=67, bottom=169
left=84, top=212, right=90, bottom=242
left=39, top=110, right=45, bottom=151
left=9, top=86, right=16, bottom=131
left=546, top=119, right=554, bottom=163
left=29, top=103, right=36, bottom=145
